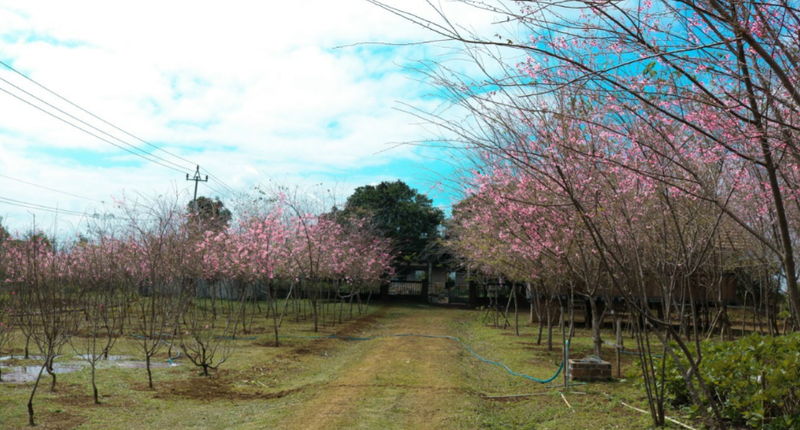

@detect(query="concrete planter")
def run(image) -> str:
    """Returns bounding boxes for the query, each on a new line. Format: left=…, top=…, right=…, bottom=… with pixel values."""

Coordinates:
left=568, top=358, right=612, bottom=381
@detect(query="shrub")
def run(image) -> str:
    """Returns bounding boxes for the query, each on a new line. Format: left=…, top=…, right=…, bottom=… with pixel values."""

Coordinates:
left=635, top=333, right=800, bottom=429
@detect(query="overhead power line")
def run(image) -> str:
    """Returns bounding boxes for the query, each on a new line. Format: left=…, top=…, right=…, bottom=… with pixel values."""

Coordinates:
left=0, top=169, right=233, bottom=222
left=200, top=167, right=238, bottom=196
left=204, top=182, right=228, bottom=199
left=0, top=195, right=89, bottom=217
left=0, top=86, right=189, bottom=175
left=0, top=173, right=107, bottom=204
left=0, top=59, right=200, bottom=171
left=0, top=59, right=239, bottom=197
left=0, top=78, right=193, bottom=174
left=0, top=195, right=164, bottom=223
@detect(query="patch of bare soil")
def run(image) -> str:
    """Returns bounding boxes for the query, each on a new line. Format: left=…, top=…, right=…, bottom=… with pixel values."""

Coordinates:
left=35, top=410, right=87, bottom=430
left=331, top=306, right=388, bottom=339
left=151, top=371, right=303, bottom=402
left=49, top=384, right=132, bottom=410
left=290, top=347, right=315, bottom=355
left=240, top=325, right=268, bottom=335
left=283, top=307, right=391, bottom=357
left=52, top=392, right=96, bottom=407
left=252, top=339, right=280, bottom=348
left=253, top=307, right=388, bottom=356
left=49, top=382, right=94, bottom=406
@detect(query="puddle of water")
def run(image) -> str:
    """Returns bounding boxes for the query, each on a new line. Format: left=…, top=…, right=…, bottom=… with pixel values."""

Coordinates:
left=114, top=361, right=180, bottom=369
left=82, top=354, right=182, bottom=368
left=1, top=358, right=180, bottom=383
left=0, top=355, right=45, bottom=361
left=74, top=354, right=135, bottom=362
left=0, top=363, right=84, bottom=383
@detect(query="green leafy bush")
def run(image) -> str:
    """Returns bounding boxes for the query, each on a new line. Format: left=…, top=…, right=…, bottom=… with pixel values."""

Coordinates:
left=635, top=333, right=800, bottom=429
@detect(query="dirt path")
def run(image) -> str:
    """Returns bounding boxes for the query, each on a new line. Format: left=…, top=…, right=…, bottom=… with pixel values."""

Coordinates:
left=280, top=305, right=474, bottom=430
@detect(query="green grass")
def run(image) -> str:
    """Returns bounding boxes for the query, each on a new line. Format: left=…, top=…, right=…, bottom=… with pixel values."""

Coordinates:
left=447, top=312, right=658, bottom=429
left=0, top=302, right=695, bottom=429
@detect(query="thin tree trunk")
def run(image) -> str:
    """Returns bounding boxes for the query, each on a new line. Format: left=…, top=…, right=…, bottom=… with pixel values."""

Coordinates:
left=27, top=362, right=47, bottom=426
left=546, top=300, right=554, bottom=351
left=278, top=282, right=294, bottom=328
left=513, top=286, right=519, bottom=336
left=568, top=288, right=575, bottom=339
left=146, top=354, right=153, bottom=389
left=92, top=364, right=99, bottom=404
left=590, top=298, right=602, bottom=357
left=46, top=356, right=56, bottom=392
left=501, top=292, right=513, bottom=329
left=736, top=36, right=800, bottom=331
left=312, top=294, right=318, bottom=333
left=211, top=281, right=217, bottom=326
left=269, top=289, right=280, bottom=347
left=527, top=282, right=535, bottom=324
left=536, top=306, right=544, bottom=346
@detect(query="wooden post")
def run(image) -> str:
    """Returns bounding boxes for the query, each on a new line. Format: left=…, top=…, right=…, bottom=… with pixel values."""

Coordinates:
left=564, top=339, right=570, bottom=391
left=616, top=318, right=623, bottom=378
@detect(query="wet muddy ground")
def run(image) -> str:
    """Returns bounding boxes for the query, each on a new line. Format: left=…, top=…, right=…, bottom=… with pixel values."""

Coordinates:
left=0, top=356, right=180, bottom=383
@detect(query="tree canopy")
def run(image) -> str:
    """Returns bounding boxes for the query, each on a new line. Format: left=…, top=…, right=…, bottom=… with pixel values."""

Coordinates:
left=186, top=196, right=232, bottom=231
left=338, top=180, right=444, bottom=263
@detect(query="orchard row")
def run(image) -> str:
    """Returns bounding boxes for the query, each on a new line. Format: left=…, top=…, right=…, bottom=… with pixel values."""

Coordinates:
left=0, top=191, right=394, bottom=425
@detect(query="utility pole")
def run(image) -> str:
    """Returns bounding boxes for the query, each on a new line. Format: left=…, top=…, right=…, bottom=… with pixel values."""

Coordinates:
left=186, top=165, right=208, bottom=202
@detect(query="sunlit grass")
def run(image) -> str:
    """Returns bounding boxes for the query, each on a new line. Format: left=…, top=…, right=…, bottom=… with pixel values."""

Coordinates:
left=0, top=302, right=688, bottom=429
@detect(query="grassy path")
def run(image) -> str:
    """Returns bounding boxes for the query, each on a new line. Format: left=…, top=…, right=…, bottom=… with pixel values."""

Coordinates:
left=0, top=303, right=662, bottom=429
left=280, top=305, right=474, bottom=430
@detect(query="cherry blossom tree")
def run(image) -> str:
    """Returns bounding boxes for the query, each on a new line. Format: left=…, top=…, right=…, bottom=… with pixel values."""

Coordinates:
left=6, top=232, right=80, bottom=425
left=0, top=237, right=13, bottom=382
left=117, top=194, right=190, bottom=389
left=370, top=0, right=800, bottom=330
left=68, top=233, right=128, bottom=403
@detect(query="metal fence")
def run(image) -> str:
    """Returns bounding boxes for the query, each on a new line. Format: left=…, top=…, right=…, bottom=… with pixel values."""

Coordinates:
left=388, top=281, right=423, bottom=295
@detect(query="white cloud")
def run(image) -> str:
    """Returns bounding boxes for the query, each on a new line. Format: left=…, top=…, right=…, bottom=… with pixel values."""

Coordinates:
left=0, top=0, right=510, bottom=232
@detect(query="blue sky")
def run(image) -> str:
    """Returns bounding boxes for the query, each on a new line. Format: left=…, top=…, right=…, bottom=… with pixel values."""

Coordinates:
left=0, top=0, right=505, bottom=233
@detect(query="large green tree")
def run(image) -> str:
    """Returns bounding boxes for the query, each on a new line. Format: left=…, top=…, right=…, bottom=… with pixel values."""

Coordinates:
left=339, top=180, right=444, bottom=263
left=186, top=196, right=232, bottom=232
